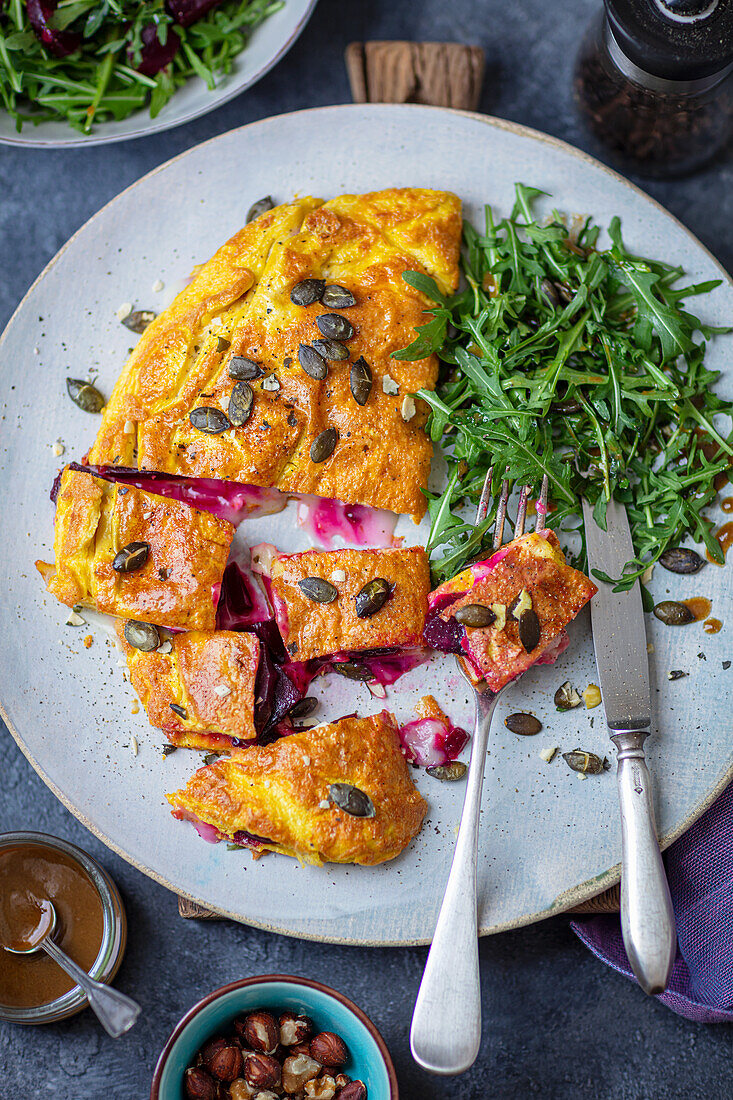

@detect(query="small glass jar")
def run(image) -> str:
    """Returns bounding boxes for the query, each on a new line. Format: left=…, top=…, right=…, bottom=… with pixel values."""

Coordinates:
left=0, top=832, right=127, bottom=1026
left=574, top=1, right=733, bottom=178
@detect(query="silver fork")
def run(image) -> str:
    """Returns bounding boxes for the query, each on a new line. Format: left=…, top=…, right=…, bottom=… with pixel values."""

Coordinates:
left=410, top=469, right=549, bottom=1076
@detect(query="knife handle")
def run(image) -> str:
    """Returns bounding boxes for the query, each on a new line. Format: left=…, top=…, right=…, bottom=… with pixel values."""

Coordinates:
left=611, top=731, right=677, bottom=995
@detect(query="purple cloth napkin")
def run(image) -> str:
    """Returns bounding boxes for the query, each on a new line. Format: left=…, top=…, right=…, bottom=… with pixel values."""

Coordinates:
left=571, top=778, right=733, bottom=1022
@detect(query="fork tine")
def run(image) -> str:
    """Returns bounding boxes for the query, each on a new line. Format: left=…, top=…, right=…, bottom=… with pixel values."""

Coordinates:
left=535, top=473, right=549, bottom=531
left=492, top=477, right=511, bottom=549
left=474, top=465, right=493, bottom=526
left=515, top=484, right=531, bottom=538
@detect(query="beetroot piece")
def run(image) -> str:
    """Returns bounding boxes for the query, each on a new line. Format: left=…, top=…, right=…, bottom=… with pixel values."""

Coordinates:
left=422, top=608, right=464, bottom=654
left=134, top=22, right=181, bottom=77
left=26, top=0, right=82, bottom=57
left=166, top=0, right=224, bottom=27
left=216, top=562, right=273, bottom=631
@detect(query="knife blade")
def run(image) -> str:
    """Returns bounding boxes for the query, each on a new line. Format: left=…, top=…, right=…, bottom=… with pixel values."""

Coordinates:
left=581, top=497, right=650, bottom=732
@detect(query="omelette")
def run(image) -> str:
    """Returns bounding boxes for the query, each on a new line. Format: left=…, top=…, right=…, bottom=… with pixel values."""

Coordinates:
left=167, top=711, right=428, bottom=866
left=87, top=187, right=461, bottom=521
left=270, top=546, right=430, bottom=661
left=426, top=530, right=597, bottom=692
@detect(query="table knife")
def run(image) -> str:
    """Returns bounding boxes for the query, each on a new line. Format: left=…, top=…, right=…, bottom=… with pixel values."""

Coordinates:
left=582, top=497, right=677, bottom=994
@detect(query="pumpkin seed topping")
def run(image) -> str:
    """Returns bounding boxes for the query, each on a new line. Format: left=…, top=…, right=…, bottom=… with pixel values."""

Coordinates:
left=322, top=285, right=356, bottom=309
left=66, top=377, right=105, bottom=413
left=554, top=681, right=582, bottom=710
left=329, top=782, right=376, bottom=818
left=563, top=749, right=609, bottom=775
left=350, top=357, right=373, bottom=406
left=189, top=406, right=231, bottom=434
left=291, top=279, right=325, bottom=307
left=229, top=356, right=263, bottom=381
left=298, top=577, right=338, bottom=603
left=653, top=600, right=695, bottom=626
left=112, top=541, right=150, bottom=574
left=355, top=577, right=392, bottom=618
left=288, top=697, right=318, bottom=720
left=228, top=381, right=254, bottom=427
left=454, top=603, right=496, bottom=628
left=312, top=337, right=349, bottom=361
left=310, top=427, right=338, bottom=463
left=169, top=703, right=187, bottom=719
left=331, top=660, right=373, bottom=682
left=124, top=620, right=160, bottom=652
left=518, top=607, right=541, bottom=652
left=504, top=712, right=542, bottom=736
left=426, top=762, right=468, bottom=781
left=659, top=547, right=706, bottom=574
left=121, top=309, right=156, bottom=334
left=316, top=313, right=354, bottom=341
left=246, top=196, right=274, bottom=223
left=298, top=343, right=328, bottom=380
left=668, top=669, right=688, bottom=680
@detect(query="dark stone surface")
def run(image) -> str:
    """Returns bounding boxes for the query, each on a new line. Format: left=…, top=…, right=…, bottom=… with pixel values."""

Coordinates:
left=1, top=1, right=732, bottom=1096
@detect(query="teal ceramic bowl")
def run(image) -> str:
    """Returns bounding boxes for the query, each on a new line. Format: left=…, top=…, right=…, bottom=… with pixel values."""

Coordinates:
left=150, top=974, right=398, bottom=1099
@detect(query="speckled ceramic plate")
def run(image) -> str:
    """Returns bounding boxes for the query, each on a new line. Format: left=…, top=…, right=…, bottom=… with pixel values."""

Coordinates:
left=1, top=105, right=731, bottom=945
left=0, top=0, right=316, bottom=148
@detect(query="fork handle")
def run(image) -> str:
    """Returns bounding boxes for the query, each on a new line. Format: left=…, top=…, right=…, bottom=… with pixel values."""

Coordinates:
left=612, top=730, right=677, bottom=995
left=410, top=688, right=498, bottom=1075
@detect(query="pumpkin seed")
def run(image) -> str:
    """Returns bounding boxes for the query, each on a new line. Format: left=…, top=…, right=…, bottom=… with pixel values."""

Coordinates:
left=659, top=547, right=706, bottom=574
left=298, top=577, right=338, bottom=603
left=355, top=577, right=392, bottom=618
left=454, top=603, right=496, bottom=628
left=246, top=196, right=274, bottom=222
left=298, top=343, right=328, bottom=380
left=329, top=782, right=376, bottom=818
left=169, top=703, right=187, bottom=719
left=331, top=660, right=373, bottom=681
left=554, top=681, right=582, bottom=710
left=563, top=749, right=609, bottom=775
left=504, top=712, right=542, bottom=736
left=322, top=284, right=356, bottom=309
left=541, top=278, right=563, bottom=309
left=552, top=398, right=583, bottom=415
left=112, top=541, right=150, bottom=574
left=653, top=600, right=695, bottom=626
left=518, top=607, right=541, bottom=652
left=668, top=669, right=688, bottom=680
left=121, top=309, right=156, bottom=334
left=291, top=279, right=325, bottom=307
left=350, top=357, right=373, bottom=406
left=316, top=313, right=354, bottom=341
left=310, top=427, right=338, bottom=463
left=288, top=696, right=318, bottom=720
left=124, top=619, right=160, bottom=652
left=66, top=377, right=105, bottom=413
left=312, top=337, right=349, bottom=361
left=216, top=337, right=230, bottom=353
left=203, top=752, right=222, bottom=765
left=229, top=356, right=263, bottom=381
left=228, top=381, right=254, bottom=427
left=189, top=406, right=231, bottom=434
left=426, top=762, right=468, bottom=781
left=161, top=744, right=178, bottom=757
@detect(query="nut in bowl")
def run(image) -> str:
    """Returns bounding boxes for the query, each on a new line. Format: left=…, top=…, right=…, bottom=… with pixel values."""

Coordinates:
left=150, top=975, right=397, bottom=1100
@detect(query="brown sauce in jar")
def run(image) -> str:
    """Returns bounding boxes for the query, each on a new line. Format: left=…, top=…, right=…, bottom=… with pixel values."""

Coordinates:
left=0, top=844, right=105, bottom=1008
left=682, top=597, right=712, bottom=622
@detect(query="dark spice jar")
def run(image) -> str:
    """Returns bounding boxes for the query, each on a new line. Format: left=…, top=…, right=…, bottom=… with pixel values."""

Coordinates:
left=574, top=0, right=733, bottom=177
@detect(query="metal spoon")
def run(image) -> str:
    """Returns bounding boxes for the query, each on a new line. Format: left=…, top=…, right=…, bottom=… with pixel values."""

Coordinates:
left=6, top=900, right=140, bottom=1037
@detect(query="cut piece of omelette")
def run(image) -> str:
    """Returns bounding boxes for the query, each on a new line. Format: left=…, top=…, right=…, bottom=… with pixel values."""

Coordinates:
left=88, top=188, right=462, bottom=520
left=167, top=711, right=427, bottom=866
left=36, top=468, right=233, bottom=630
left=121, top=628, right=259, bottom=750
left=426, top=531, right=597, bottom=692
left=270, top=546, right=430, bottom=661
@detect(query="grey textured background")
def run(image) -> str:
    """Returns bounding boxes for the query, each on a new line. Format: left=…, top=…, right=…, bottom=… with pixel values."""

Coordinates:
left=1, top=1, right=732, bottom=1097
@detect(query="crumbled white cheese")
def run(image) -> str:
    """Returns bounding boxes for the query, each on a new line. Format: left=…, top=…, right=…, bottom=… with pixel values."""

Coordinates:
left=65, top=610, right=85, bottom=627
left=319, top=799, right=330, bottom=810
left=130, top=736, right=138, bottom=757
left=143, top=511, right=153, bottom=520
left=123, top=420, right=135, bottom=434
left=301, top=756, right=311, bottom=768
left=116, top=302, right=133, bottom=322
left=51, top=440, right=65, bottom=457
left=33, top=346, right=40, bottom=355
left=368, top=682, right=387, bottom=699
left=261, top=374, right=280, bottom=391
left=330, top=569, right=346, bottom=583
left=401, top=396, right=416, bottom=421
left=213, top=684, right=231, bottom=698
left=577, top=772, right=587, bottom=780
left=539, top=745, right=558, bottom=763
left=152, top=279, right=165, bottom=293
left=382, top=374, right=399, bottom=396
left=642, top=563, right=655, bottom=584
left=157, top=640, right=173, bottom=655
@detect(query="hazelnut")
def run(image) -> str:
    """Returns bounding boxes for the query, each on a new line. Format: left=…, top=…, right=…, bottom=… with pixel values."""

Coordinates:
left=209, top=1044, right=244, bottom=1083
left=243, top=1011, right=280, bottom=1054
left=229, top=1080, right=258, bottom=1100
left=244, top=1053, right=282, bottom=1090
left=279, top=1011, right=314, bottom=1046
left=309, top=1033, right=348, bottom=1068
left=336, top=1083, right=367, bottom=1100
left=183, top=1066, right=217, bottom=1100
left=304, top=1075, right=336, bottom=1100
left=200, top=1037, right=229, bottom=1069
left=252, top=1093, right=280, bottom=1100
left=290, top=1042, right=313, bottom=1058
left=281, top=1053, right=322, bottom=1093
left=334, top=1076, right=351, bottom=1090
